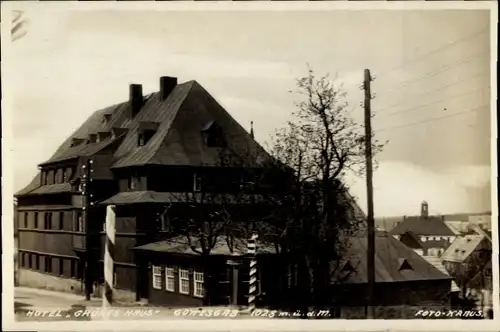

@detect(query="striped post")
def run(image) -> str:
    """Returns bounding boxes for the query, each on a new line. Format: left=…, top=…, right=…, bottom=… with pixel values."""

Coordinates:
left=103, top=205, right=116, bottom=309
left=247, top=233, right=258, bottom=310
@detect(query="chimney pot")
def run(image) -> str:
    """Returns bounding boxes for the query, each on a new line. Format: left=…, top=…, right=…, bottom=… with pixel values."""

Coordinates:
left=160, top=76, right=178, bottom=100
left=129, top=84, right=144, bottom=117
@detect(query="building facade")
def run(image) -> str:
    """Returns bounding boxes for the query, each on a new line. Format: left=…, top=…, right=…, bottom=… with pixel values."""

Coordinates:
left=391, top=201, right=456, bottom=257
left=14, top=76, right=277, bottom=302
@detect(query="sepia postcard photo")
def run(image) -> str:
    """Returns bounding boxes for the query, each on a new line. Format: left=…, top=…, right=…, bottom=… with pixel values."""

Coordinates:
left=1, top=1, right=498, bottom=331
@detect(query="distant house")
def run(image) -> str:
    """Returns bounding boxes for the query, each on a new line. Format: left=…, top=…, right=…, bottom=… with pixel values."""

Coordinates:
left=390, top=201, right=456, bottom=257
left=441, top=234, right=492, bottom=299
left=331, top=231, right=452, bottom=318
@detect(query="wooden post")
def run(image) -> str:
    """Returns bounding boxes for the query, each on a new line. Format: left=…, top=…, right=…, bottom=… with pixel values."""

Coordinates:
left=247, top=233, right=258, bottom=310
left=103, top=205, right=116, bottom=310
left=363, top=69, right=375, bottom=319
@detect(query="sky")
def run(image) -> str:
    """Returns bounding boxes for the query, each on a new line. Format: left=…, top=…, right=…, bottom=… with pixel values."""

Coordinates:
left=5, top=7, right=493, bottom=217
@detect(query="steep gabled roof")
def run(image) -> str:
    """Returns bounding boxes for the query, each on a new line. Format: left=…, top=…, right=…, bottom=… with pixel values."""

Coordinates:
left=114, top=81, right=272, bottom=168
left=334, top=232, right=452, bottom=284
left=16, top=79, right=273, bottom=197
left=390, top=216, right=455, bottom=236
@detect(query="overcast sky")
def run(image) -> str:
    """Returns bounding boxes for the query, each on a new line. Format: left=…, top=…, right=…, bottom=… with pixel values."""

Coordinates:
left=5, top=7, right=493, bottom=217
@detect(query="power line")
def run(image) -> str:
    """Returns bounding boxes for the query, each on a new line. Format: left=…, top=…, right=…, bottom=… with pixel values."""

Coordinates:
left=373, top=27, right=489, bottom=81
left=374, top=71, right=488, bottom=111
left=376, top=105, right=488, bottom=133
left=376, top=87, right=486, bottom=119
left=374, top=50, right=489, bottom=95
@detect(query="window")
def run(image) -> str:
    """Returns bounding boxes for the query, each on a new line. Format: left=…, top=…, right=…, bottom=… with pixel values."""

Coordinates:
left=179, top=268, right=190, bottom=294
left=59, top=212, right=64, bottom=230
left=137, top=130, right=156, bottom=146
left=194, top=270, right=204, bottom=298
left=28, top=254, right=32, bottom=269
left=23, top=212, right=28, bottom=228
left=193, top=173, right=202, bottom=192
left=44, top=212, right=52, bottom=229
left=34, top=212, right=39, bottom=228
left=165, top=266, right=175, bottom=292
left=128, top=176, right=137, bottom=190
left=21, top=253, right=25, bottom=267
left=35, top=255, right=40, bottom=270
left=59, top=258, right=64, bottom=276
left=70, top=260, right=76, bottom=278
left=62, top=168, right=67, bottom=182
left=75, top=211, right=84, bottom=232
left=48, top=170, right=55, bottom=185
left=44, top=256, right=52, bottom=273
left=152, top=265, right=162, bottom=290
left=42, top=171, right=47, bottom=185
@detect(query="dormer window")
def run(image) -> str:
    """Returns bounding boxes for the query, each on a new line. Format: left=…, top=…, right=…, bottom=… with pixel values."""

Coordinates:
left=398, top=258, right=413, bottom=271
left=138, top=130, right=155, bottom=147
left=202, top=121, right=226, bottom=148
left=137, top=122, right=159, bottom=147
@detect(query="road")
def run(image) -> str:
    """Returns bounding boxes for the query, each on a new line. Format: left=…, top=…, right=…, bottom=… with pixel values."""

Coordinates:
left=14, top=287, right=254, bottom=321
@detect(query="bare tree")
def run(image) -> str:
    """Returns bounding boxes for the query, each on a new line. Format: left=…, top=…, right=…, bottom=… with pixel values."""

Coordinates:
left=259, top=68, right=385, bottom=313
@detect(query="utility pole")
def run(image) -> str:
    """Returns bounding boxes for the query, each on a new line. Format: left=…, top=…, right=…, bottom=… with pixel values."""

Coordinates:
left=363, top=69, right=375, bottom=319
left=81, top=158, right=94, bottom=301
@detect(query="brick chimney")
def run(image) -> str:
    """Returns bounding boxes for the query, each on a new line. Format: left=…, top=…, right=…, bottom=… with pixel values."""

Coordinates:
left=160, top=76, right=177, bottom=100
left=129, top=84, right=144, bottom=118
left=421, top=200, right=429, bottom=218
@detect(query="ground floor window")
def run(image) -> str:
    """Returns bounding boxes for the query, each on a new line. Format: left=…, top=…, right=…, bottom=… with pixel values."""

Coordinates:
left=35, top=255, right=40, bottom=270
left=194, top=270, right=204, bottom=298
left=179, top=268, right=190, bottom=294
left=44, top=256, right=52, bottom=273
left=152, top=265, right=162, bottom=290
left=165, top=266, right=175, bottom=292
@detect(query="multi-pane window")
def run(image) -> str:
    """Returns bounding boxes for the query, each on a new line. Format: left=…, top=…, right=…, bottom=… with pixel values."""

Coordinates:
left=194, top=270, right=204, bottom=298
left=179, top=268, right=190, bottom=294
left=165, top=266, right=175, bottom=292
left=152, top=265, right=162, bottom=290
left=34, top=212, right=39, bottom=228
